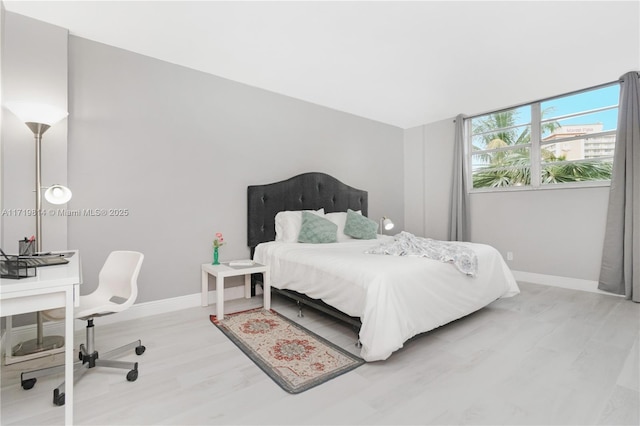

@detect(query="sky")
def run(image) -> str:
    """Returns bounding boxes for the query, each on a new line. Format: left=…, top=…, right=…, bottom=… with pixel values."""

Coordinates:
left=542, top=84, right=619, bottom=131
left=472, top=83, right=620, bottom=141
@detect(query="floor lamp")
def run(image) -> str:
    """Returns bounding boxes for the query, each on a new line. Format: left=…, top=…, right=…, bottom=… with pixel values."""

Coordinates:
left=6, top=102, right=71, bottom=356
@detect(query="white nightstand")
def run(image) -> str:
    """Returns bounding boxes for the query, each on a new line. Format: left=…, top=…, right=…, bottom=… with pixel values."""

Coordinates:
left=201, top=261, right=270, bottom=319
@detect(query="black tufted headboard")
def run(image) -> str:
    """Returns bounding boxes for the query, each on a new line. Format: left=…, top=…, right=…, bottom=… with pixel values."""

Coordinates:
left=247, top=172, right=368, bottom=252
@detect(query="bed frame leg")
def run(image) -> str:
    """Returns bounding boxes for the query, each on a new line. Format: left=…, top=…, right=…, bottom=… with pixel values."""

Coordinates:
left=296, top=301, right=304, bottom=318
left=352, top=325, right=362, bottom=348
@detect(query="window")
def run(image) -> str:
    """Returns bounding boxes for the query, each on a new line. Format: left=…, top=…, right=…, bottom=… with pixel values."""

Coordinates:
left=468, top=83, right=620, bottom=191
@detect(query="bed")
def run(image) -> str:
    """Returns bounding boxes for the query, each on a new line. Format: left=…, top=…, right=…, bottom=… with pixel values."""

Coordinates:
left=248, top=172, right=519, bottom=362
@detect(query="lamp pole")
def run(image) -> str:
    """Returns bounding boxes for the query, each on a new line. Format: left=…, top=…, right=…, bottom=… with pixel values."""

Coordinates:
left=26, top=122, right=51, bottom=253
left=13, top=122, right=65, bottom=355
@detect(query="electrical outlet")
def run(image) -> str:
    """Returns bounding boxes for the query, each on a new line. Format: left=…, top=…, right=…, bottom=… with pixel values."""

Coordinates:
left=506, top=251, right=514, bottom=261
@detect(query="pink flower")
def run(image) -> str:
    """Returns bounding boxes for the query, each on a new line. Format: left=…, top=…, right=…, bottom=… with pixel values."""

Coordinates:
left=213, top=232, right=225, bottom=248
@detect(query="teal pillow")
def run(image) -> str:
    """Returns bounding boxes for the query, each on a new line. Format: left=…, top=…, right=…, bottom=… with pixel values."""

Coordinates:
left=298, top=211, right=338, bottom=243
left=343, top=209, right=378, bottom=240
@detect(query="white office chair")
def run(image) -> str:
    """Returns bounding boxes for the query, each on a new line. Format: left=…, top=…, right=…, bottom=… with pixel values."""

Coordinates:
left=20, top=251, right=145, bottom=406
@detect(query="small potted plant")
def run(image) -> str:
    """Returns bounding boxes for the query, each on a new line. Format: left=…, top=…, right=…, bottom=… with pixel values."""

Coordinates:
left=212, top=232, right=224, bottom=265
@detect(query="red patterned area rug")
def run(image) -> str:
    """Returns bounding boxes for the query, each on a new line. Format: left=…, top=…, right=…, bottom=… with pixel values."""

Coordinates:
left=210, top=308, right=364, bottom=393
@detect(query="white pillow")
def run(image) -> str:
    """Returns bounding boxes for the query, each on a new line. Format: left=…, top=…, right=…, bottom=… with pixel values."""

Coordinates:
left=275, top=209, right=325, bottom=242
left=325, top=210, right=361, bottom=242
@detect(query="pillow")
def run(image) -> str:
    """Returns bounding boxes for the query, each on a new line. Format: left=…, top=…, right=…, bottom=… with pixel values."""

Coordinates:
left=275, top=209, right=324, bottom=243
left=343, top=209, right=378, bottom=240
left=298, top=211, right=338, bottom=243
left=325, top=210, right=362, bottom=241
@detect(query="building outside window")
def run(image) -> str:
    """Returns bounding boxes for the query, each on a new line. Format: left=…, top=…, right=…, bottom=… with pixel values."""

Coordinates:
left=467, top=83, right=620, bottom=191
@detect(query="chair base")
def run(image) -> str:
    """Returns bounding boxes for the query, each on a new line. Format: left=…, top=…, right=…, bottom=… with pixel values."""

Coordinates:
left=20, top=319, right=145, bottom=406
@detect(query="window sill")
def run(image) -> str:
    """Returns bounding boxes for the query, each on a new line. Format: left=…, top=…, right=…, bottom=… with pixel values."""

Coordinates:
left=469, top=180, right=611, bottom=194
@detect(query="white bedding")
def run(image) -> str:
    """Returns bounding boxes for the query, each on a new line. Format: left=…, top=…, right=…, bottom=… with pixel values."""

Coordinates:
left=254, top=236, right=520, bottom=362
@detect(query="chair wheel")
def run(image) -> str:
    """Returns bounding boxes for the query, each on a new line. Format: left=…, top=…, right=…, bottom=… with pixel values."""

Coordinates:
left=53, top=389, right=65, bottom=406
left=21, top=378, right=36, bottom=390
left=135, top=345, right=146, bottom=355
left=126, top=369, right=138, bottom=382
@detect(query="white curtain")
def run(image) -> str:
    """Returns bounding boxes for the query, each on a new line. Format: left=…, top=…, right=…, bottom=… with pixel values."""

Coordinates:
left=598, top=71, right=640, bottom=301
left=448, top=114, right=470, bottom=242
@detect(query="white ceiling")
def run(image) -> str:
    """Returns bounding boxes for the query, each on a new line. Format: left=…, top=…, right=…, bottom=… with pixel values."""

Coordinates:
left=4, top=1, right=639, bottom=129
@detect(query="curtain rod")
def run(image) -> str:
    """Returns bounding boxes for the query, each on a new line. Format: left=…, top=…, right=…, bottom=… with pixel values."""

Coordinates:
left=454, top=78, right=622, bottom=122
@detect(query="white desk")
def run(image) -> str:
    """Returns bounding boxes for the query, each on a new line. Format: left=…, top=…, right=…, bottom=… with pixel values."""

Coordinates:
left=201, top=261, right=270, bottom=319
left=1, top=251, right=81, bottom=425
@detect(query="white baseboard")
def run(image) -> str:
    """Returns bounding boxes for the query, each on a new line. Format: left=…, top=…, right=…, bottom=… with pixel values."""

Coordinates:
left=4, top=271, right=621, bottom=350
left=3, top=285, right=263, bottom=349
left=512, top=270, right=622, bottom=297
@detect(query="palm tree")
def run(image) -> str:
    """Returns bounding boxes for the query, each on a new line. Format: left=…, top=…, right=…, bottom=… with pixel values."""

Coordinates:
left=471, top=108, right=611, bottom=188
left=472, top=150, right=531, bottom=187
left=542, top=160, right=613, bottom=184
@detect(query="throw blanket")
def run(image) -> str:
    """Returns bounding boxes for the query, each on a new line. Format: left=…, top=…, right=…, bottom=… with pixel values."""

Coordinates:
left=365, top=231, right=478, bottom=276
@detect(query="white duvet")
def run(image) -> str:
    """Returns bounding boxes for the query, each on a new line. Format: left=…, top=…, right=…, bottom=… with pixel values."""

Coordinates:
left=254, top=236, right=520, bottom=362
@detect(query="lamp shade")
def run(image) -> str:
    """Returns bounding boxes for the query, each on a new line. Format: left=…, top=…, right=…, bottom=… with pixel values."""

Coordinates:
left=6, top=102, right=68, bottom=126
left=382, top=217, right=394, bottom=231
left=44, top=185, right=72, bottom=205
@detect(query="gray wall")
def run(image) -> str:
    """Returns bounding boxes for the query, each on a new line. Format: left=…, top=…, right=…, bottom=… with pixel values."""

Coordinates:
left=404, top=118, right=614, bottom=281
left=1, top=12, right=69, bottom=328
left=404, top=118, right=457, bottom=242
left=1, top=4, right=3, bottom=217
left=66, top=36, right=404, bottom=301
left=1, top=12, right=68, bottom=253
left=470, top=187, right=609, bottom=280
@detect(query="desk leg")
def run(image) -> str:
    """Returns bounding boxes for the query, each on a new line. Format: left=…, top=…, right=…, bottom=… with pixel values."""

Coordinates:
left=4, top=316, right=13, bottom=363
left=64, top=287, right=74, bottom=425
left=201, top=269, right=209, bottom=307
left=216, top=276, right=224, bottom=320
left=244, top=275, right=251, bottom=299
left=263, top=267, right=271, bottom=311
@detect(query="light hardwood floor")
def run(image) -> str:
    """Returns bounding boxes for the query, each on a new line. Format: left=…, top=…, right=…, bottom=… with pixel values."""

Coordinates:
left=1, top=282, right=638, bottom=425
